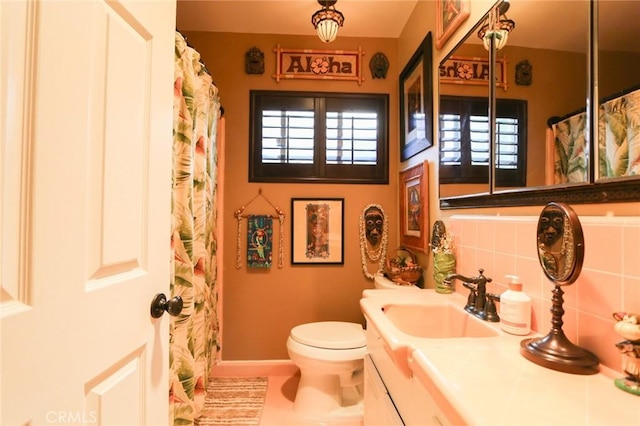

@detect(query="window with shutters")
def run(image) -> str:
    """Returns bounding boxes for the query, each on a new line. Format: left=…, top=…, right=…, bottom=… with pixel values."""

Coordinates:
left=249, top=91, right=389, bottom=184
left=439, top=95, right=527, bottom=187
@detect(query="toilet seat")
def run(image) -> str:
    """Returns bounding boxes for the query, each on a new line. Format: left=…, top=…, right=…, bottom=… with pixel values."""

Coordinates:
left=290, top=321, right=366, bottom=349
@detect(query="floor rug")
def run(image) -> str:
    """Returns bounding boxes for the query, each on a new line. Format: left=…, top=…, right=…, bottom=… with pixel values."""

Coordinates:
left=195, top=376, right=268, bottom=426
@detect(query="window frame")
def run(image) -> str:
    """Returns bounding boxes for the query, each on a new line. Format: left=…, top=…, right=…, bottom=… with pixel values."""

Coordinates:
left=439, top=95, right=527, bottom=188
left=249, top=90, right=389, bottom=184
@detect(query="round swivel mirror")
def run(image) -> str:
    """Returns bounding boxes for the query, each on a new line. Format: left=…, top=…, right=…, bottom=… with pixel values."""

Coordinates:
left=521, top=202, right=599, bottom=375
left=536, top=202, right=584, bottom=284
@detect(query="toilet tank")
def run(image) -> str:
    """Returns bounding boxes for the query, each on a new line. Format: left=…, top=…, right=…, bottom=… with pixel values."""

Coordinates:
left=373, top=274, right=419, bottom=290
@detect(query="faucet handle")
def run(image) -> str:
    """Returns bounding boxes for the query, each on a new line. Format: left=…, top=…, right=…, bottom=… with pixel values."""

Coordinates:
left=463, top=281, right=476, bottom=291
left=475, top=269, right=492, bottom=284
left=483, top=293, right=500, bottom=322
left=463, top=282, right=477, bottom=313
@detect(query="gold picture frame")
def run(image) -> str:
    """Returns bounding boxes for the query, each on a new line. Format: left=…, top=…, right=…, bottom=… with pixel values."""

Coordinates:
left=435, top=0, right=470, bottom=50
left=399, top=161, right=429, bottom=252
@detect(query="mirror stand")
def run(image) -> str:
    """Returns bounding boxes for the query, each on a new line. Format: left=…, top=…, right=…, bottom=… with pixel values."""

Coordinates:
left=520, top=285, right=599, bottom=375
left=521, top=202, right=599, bottom=375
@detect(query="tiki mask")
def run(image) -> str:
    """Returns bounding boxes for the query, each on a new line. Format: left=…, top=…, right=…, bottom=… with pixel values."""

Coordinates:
left=364, top=206, right=384, bottom=246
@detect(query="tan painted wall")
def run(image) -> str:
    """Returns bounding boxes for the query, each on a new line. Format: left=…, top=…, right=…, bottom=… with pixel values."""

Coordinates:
left=181, top=31, right=400, bottom=359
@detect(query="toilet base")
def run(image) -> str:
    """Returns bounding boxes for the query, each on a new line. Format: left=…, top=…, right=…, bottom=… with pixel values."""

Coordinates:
left=317, top=403, right=363, bottom=423
left=293, top=370, right=364, bottom=422
left=286, top=322, right=366, bottom=423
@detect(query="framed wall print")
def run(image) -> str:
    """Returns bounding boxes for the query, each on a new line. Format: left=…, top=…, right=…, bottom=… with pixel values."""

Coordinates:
left=291, top=198, right=344, bottom=265
left=399, top=161, right=429, bottom=252
left=435, top=0, right=470, bottom=50
left=399, top=32, right=433, bottom=162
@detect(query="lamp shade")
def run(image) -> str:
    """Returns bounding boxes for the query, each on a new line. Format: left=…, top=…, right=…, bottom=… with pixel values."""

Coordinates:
left=493, top=29, right=510, bottom=50
left=316, top=18, right=340, bottom=43
left=311, top=1, right=344, bottom=43
left=477, top=4, right=515, bottom=51
left=481, top=29, right=510, bottom=51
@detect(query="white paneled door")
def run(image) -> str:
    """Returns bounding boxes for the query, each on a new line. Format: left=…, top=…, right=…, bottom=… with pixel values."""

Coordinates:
left=1, top=0, right=176, bottom=424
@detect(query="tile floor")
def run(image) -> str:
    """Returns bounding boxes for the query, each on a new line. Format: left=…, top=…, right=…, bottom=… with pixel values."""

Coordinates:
left=210, top=361, right=363, bottom=426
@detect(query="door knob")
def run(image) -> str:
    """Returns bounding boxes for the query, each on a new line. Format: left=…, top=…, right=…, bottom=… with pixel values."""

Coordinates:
left=150, top=293, right=183, bottom=318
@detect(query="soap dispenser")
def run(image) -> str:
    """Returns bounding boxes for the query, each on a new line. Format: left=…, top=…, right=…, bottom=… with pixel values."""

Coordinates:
left=500, top=275, right=531, bottom=335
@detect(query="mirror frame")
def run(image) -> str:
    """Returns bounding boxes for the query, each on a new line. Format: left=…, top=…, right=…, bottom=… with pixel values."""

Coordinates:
left=439, top=0, right=640, bottom=209
left=441, top=179, right=640, bottom=208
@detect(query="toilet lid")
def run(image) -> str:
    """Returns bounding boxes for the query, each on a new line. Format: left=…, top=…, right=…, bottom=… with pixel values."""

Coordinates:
left=290, top=321, right=366, bottom=349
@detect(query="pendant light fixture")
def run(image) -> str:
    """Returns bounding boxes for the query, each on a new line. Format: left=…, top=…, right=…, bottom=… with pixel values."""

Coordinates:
left=478, top=0, right=515, bottom=50
left=311, top=0, right=345, bottom=43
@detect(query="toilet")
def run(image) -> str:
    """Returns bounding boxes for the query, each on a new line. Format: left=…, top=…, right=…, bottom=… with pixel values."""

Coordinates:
left=373, top=273, right=420, bottom=290
left=287, top=321, right=367, bottom=422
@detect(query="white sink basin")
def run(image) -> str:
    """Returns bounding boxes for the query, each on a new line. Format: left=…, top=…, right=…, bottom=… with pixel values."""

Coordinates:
left=382, top=302, right=500, bottom=338
left=360, top=290, right=502, bottom=377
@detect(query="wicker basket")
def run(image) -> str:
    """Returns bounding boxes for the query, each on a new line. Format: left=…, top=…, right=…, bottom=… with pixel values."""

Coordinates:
left=384, top=246, right=423, bottom=285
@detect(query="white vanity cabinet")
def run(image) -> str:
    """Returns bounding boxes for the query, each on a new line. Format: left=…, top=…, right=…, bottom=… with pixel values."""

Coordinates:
left=364, top=355, right=404, bottom=426
left=364, top=322, right=452, bottom=426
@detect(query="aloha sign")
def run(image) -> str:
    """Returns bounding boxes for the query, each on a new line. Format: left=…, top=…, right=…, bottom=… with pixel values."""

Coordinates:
left=273, top=45, right=364, bottom=85
left=439, top=55, right=508, bottom=91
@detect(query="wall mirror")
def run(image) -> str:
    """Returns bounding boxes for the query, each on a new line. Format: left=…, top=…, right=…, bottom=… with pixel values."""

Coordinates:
left=439, top=0, right=640, bottom=209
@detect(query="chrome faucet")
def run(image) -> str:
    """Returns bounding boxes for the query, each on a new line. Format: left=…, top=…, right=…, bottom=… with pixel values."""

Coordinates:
left=443, top=269, right=499, bottom=322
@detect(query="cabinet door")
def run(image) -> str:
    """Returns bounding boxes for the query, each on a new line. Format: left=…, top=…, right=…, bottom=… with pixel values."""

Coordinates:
left=365, top=355, right=405, bottom=426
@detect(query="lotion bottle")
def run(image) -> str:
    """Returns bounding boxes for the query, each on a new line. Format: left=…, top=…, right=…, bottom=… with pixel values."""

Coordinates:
left=499, top=275, right=531, bottom=335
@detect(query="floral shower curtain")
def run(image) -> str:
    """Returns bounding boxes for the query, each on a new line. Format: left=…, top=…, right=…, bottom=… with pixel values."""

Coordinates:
left=598, top=88, right=640, bottom=179
left=170, top=31, right=221, bottom=425
left=552, top=112, right=588, bottom=184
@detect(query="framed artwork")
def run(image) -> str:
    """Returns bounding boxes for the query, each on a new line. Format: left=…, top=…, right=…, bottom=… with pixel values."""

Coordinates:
left=291, top=198, right=344, bottom=265
left=399, top=162, right=429, bottom=252
left=273, top=46, right=365, bottom=85
left=439, top=55, right=508, bottom=90
left=435, top=0, right=470, bottom=50
left=399, top=32, right=433, bottom=162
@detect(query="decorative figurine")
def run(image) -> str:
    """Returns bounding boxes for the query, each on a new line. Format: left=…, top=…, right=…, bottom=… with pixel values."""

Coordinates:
left=536, top=205, right=572, bottom=280
left=358, top=204, right=388, bottom=280
left=369, top=52, right=389, bottom=79
left=431, top=220, right=446, bottom=250
left=430, top=220, right=456, bottom=294
left=245, top=47, right=265, bottom=75
left=613, top=311, right=640, bottom=396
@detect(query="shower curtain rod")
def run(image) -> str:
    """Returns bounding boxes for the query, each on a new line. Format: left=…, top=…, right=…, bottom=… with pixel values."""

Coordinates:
left=177, top=30, right=211, bottom=75
left=176, top=30, right=225, bottom=117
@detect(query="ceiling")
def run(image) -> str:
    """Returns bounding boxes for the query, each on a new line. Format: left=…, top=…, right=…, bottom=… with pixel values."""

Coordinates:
left=176, top=0, right=419, bottom=39
left=176, top=0, right=639, bottom=53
